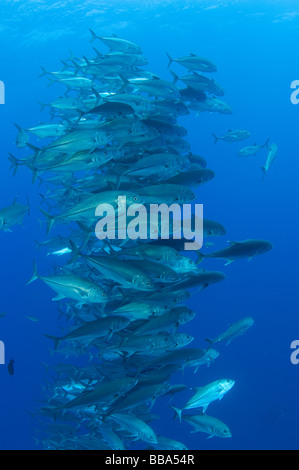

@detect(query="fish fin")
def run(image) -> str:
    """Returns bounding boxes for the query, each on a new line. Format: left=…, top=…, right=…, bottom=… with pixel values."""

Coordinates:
left=52, top=294, right=65, bottom=301
left=264, top=138, right=270, bottom=149
left=26, top=142, right=41, bottom=158
left=228, top=241, right=240, bottom=246
left=89, top=28, right=99, bottom=43
left=212, top=133, right=218, bottom=144
left=206, top=435, right=214, bottom=439
left=39, top=208, right=55, bottom=234
left=91, top=88, right=101, bottom=105
left=8, top=153, right=20, bottom=176
left=170, top=405, right=182, bottom=422
left=26, top=260, right=39, bottom=285
left=166, top=52, right=173, bottom=69
left=261, top=166, right=266, bottom=181
left=44, top=334, right=60, bottom=350
left=224, top=259, right=234, bottom=266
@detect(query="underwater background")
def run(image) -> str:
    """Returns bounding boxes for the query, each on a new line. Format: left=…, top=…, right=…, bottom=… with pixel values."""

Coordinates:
left=0, top=0, right=298, bottom=450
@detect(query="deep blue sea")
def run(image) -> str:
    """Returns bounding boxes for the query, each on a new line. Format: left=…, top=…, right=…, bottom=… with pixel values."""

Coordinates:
left=0, top=0, right=298, bottom=450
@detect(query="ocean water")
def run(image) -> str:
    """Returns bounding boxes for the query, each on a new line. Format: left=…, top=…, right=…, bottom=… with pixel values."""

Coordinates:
left=0, top=0, right=298, bottom=450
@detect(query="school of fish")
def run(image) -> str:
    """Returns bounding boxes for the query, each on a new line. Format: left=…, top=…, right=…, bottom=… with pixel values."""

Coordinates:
left=9, top=31, right=274, bottom=450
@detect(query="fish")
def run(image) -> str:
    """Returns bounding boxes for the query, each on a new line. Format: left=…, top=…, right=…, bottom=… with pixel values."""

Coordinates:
left=166, top=52, right=217, bottom=73
left=199, top=239, right=273, bottom=265
left=172, top=71, right=224, bottom=96
left=26, top=261, right=113, bottom=304
left=261, top=142, right=278, bottom=179
left=60, top=377, right=138, bottom=409
left=191, top=98, right=233, bottom=115
left=108, top=413, right=158, bottom=444
left=153, top=436, right=189, bottom=450
left=45, top=316, right=130, bottom=349
left=183, top=413, right=232, bottom=438
left=8, top=359, right=14, bottom=376
left=238, top=138, right=269, bottom=157
left=14, top=123, right=29, bottom=148
left=0, top=197, right=30, bottom=232
left=26, top=316, right=39, bottom=322
left=172, top=379, right=235, bottom=419
left=89, top=30, right=143, bottom=54
left=212, top=129, right=251, bottom=144
left=206, top=317, right=255, bottom=346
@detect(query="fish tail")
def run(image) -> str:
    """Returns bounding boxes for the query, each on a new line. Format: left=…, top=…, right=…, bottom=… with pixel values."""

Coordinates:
left=70, top=60, right=80, bottom=76
left=14, top=122, right=23, bottom=132
left=39, top=208, right=55, bottom=234
left=92, top=47, right=103, bottom=59
left=212, top=133, right=218, bottom=145
left=166, top=52, right=173, bottom=69
left=46, top=77, right=57, bottom=88
left=89, top=28, right=99, bottom=43
left=38, top=193, right=47, bottom=205
left=170, top=405, right=182, bottom=422
left=44, top=334, right=60, bottom=350
left=26, top=260, right=39, bottom=285
left=34, top=239, right=43, bottom=250
left=68, top=240, right=81, bottom=264
left=39, top=66, right=48, bottom=77
left=26, top=143, right=41, bottom=161
left=205, top=337, right=214, bottom=344
left=26, top=195, right=30, bottom=216
left=38, top=101, right=47, bottom=112
left=196, top=251, right=205, bottom=264
left=8, top=153, right=20, bottom=176
left=83, top=56, right=92, bottom=68
left=60, top=60, right=69, bottom=71
left=170, top=70, right=179, bottom=85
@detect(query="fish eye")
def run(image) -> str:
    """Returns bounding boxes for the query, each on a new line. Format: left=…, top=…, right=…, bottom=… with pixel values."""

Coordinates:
left=133, top=196, right=140, bottom=202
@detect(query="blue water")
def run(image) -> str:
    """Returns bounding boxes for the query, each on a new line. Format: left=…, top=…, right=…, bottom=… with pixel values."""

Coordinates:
left=0, top=0, right=298, bottom=450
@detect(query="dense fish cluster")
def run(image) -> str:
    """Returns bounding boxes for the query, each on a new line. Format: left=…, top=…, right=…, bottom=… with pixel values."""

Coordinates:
left=11, top=31, right=273, bottom=450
